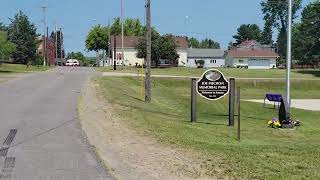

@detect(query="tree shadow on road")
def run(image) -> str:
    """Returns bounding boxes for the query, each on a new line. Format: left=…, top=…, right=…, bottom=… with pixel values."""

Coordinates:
left=0, top=70, right=13, bottom=74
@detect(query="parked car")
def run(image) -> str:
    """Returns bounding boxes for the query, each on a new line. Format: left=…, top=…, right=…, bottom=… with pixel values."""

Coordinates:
left=65, top=59, right=80, bottom=66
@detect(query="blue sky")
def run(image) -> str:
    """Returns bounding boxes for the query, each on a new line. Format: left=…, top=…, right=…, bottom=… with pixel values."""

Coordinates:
left=0, top=0, right=313, bottom=56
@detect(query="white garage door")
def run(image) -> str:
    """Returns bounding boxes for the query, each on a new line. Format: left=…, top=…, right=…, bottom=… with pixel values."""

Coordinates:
left=248, top=59, right=270, bottom=69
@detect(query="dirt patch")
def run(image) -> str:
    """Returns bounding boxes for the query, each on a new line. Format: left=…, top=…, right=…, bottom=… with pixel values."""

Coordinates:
left=78, top=78, right=225, bottom=180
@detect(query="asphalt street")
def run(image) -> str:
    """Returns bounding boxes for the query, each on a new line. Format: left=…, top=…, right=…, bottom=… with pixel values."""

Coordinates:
left=0, top=67, right=112, bottom=180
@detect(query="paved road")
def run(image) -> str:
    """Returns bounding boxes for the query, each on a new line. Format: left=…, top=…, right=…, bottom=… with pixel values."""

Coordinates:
left=0, top=67, right=112, bottom=180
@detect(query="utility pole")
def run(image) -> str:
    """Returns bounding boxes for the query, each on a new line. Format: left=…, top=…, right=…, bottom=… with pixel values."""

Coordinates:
left=121, top=0, right=125, bottom=67
left=55, top=26, right=58, bottom=64
left=286, top=0, right=293, bottom=108
left=108, top=21, right=111, bottom=66
left=145, top=0, right=151, bottom=102
left=42, top=6, right=47, bottom=67
left=59, top=28, right=63, bottom=60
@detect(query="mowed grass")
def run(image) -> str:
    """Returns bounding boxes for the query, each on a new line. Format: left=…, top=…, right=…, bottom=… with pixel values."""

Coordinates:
left=0, top=63, right=51, bottom=74
left=97, top=66, right=320, bottom=79
left=96, top=76, right=320, bottom=179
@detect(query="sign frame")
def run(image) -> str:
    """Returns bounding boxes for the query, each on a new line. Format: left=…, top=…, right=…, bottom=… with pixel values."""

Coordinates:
left=196, top=69, right=230, bottom=101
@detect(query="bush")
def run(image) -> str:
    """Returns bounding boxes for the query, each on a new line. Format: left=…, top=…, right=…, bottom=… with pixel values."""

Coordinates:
left=195, top=59, right=205, bottom=68
left=32, top=55, right=43, bottom=66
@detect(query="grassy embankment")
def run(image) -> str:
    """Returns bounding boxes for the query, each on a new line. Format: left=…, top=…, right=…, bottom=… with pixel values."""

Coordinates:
left=96, top=76, right=320, bottom=179
left=0, top=63, right=51, bottom=83
left=97, top=66, right=320, bottom=79
left=0, top=63, right=51, bottom=73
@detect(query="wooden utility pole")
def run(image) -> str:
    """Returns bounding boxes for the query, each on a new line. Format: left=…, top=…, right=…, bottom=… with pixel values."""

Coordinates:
left=145, top=0, right=151, bottom=102
left=42, top=6, right=47, bottom=67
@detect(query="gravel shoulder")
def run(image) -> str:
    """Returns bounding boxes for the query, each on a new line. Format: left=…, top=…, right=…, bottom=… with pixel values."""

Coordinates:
left=78, top=78, right=216, bottom=180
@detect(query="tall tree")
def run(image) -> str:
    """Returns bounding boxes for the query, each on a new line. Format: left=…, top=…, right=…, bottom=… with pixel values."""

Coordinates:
left=85, top=25, right=109, bottom=52
left=110, top=17, right=122, bottom=36
left=124, top=18, right=144, bottom=36
left=261, top=0, right=302, bottom=57
left=110, top=17, right=145, bottom=36
left=293, top=1, right=320, bottom=66
left=261, top=14, right=274, bottom=45
left=233, top=24, right=262, bottom=44
left=199, top=38, right=220, bottom=49
left=187, top=37, right=200, bottom=48
left=7, top=11, right=38, bottom=65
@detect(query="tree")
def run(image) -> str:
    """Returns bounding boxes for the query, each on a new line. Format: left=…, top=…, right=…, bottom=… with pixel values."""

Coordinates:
left=187, top=37, right=220, bottom=49
left=0, top=22, right=7, bottom=31
left=110, top=17, right=144, bottom=36
left=50, top=30, right=64, bottom=58
left=261, top=14, right=274, bottom=45
left=188, top=37, right=200, bottom=48
left=124, top=18, right=144, bottom=36
left=261, top=0, right=302, bottom=57
left=233, top=24, right=262, bottom=44
left=136, top=33, right=179, bottom=67
left=110, top=17, right=122, bottom=36
left=0, top=35, right=16, bottom=60
left=85, top=25, right=109, bottom=52
left=293, top=1, right=320, bottom=67
left=7, top=11, right=38, bottom=65
left=199, top=38, right=220, bottom=49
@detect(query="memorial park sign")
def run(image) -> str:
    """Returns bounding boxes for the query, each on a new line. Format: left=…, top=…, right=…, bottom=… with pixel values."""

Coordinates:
left=196, top=69, right=230, bottom=100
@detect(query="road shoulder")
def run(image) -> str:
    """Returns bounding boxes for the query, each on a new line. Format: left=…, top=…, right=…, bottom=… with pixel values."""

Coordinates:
left=78, top=78, right=214, bottom=180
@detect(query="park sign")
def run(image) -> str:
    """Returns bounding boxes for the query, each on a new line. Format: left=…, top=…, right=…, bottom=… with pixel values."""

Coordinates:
left=196, top=69, right=230, bottom=100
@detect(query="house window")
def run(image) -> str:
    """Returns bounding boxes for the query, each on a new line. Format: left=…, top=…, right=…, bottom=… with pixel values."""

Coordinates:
left=210, top=60, right=217, bottom=63
left=239, top=59, right=244, bottom=63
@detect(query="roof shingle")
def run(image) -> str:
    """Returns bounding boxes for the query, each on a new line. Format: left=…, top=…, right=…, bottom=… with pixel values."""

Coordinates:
left=228, top=49, right=279, bottom=58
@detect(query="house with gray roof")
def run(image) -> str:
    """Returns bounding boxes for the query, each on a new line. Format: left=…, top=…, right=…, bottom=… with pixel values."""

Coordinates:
left=187, top=48, right=226, bottom=68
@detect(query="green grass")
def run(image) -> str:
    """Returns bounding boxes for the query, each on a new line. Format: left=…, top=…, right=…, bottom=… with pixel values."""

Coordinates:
left=97, top=66, right=320, bottom=79
left=0, top=63, right=51, bottom=74
left=96, top=77, right=320, bottom=179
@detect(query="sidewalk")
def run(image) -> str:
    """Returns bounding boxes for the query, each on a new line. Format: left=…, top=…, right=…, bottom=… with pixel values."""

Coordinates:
left=246, top=99, right=320, bottom=111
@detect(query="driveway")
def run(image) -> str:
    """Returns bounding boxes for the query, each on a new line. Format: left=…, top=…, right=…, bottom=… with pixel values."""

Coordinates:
left=0, top=67, right=112, bottom=180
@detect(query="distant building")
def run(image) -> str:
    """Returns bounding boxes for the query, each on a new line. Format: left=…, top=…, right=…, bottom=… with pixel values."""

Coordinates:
left=226, top=40, right=279, bottom=69
left=37, top=36, right=56, bottom=66
left=187, top=48, right=225, bottom=68
left=109, top=36, right=188, bottom=67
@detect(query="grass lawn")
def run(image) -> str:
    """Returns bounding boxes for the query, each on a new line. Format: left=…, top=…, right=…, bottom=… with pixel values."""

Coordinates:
left=96, top=76, right=320, bottom=179
left=0, top=63, right=51, bottom=74
left=97, top=66, right=320, bottom=79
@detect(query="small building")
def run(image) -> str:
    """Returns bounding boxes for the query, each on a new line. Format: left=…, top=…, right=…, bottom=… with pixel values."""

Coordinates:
left=226, top=40, right=279, bottom=69
left=187, top=48, right=225, bottom=68
left=109, top=36, right=188, bottom=67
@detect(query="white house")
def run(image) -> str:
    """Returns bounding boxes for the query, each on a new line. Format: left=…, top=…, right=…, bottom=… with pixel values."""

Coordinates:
left=226, top=40, right=279, bottom=69
left=187, top=48, right=225, bottom=68
left=109, top=36, right=188, bottom=67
